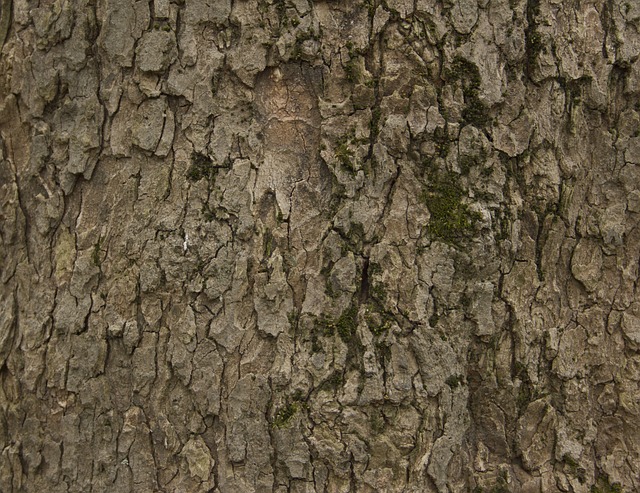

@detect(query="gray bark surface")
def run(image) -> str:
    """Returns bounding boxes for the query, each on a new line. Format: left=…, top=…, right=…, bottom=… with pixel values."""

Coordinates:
left=0, top=0, right=639, bottom=492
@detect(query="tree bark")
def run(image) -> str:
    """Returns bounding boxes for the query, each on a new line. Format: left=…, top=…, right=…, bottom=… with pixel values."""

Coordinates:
left=0, top=0, right=639, bottom=492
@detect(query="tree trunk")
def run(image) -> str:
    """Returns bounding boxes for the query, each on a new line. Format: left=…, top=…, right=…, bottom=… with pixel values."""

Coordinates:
left=0, top=0, right=639, bottom=492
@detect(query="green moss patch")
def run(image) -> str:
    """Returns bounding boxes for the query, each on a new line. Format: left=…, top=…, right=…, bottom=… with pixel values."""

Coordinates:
left=273, top=402, right=299, bottom=428
left=336, top=305, right=358, bottom=342
left=423, top=173, right=481, bottom=243
left=186, top=152, right=229, bottom=182
left=590, top=477, right=623, bottom=493
left=314, top=304, right=359, bottom=343
left=446, top=56, right=490, bottom=127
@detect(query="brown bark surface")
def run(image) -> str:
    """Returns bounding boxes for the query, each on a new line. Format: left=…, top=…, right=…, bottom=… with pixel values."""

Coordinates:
left=0, top=1, right=639, bottom=492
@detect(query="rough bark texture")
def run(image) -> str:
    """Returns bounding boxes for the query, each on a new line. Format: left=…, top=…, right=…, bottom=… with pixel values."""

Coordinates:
left=0, top=0, right=639, bottom=492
